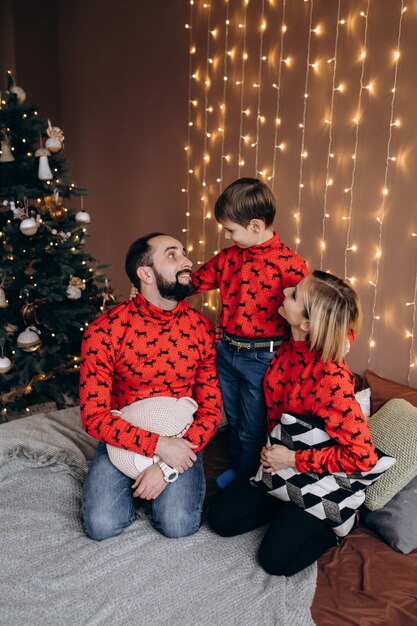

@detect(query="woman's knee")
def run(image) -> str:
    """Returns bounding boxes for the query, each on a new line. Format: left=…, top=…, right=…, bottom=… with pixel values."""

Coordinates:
left=258, top=542, right=304, bottom=577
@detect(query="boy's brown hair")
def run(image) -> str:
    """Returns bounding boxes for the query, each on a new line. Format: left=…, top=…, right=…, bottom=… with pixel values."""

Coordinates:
left=214, top=178, right=276, bottom=227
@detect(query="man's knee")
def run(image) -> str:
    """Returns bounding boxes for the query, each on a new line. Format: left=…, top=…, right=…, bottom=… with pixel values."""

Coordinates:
left=83, top=511, right=128, bottom=541
left=153, top=509, right=201, bottom=538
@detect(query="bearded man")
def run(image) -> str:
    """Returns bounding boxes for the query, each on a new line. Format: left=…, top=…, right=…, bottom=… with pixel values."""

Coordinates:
left=80, top=233, right=221, bottom=540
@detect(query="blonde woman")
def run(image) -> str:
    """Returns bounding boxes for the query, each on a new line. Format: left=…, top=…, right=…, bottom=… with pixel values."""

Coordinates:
left=209, top=271, right=378, bottom=576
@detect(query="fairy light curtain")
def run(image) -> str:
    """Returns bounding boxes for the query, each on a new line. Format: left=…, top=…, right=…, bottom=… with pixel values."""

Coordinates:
left=181, top=0, right=417, bottom=386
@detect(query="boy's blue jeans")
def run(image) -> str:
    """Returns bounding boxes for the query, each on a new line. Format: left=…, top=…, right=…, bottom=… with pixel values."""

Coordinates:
left=82, top=442, right=205, bottom=540
left=216, top=340, right=276, bottom=474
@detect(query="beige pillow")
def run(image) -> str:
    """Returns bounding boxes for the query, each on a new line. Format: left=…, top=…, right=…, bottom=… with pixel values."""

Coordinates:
left=365, top=398, right=417, bottom=511
left=107, top=396, right=198, bottom=478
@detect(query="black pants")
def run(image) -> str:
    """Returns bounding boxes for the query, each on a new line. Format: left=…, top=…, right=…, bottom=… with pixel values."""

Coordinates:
left=208, top=474, right=338, bottom=576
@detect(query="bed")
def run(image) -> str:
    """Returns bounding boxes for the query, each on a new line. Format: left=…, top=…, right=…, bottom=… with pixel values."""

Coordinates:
left=1, top=367, right=417, bottom=626
left=0, top=407, right=315, bottom=626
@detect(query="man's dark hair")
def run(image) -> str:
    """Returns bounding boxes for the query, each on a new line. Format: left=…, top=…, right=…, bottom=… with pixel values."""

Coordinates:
left=214, top=177, right=276, bottom=227
left=125, top=232, right=166, bottom=290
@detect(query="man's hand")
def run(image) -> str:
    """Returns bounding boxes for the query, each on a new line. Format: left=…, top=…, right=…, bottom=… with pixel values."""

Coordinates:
left=132, top=464, right=167, bottom=500
left=155, top=437, right=197, bottom=472
left=260, top=445, right=296, bottom=473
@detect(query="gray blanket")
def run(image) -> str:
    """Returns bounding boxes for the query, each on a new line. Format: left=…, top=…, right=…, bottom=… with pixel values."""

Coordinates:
left=0, top=407, right=316, bottom=626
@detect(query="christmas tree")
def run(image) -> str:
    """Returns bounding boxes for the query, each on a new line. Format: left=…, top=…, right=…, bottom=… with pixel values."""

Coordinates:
left=0, top=72, right=114, bottom=419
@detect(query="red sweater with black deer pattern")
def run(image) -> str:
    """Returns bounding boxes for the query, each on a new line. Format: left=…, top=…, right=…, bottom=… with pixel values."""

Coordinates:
left=264, top=338, right=378, bottom=474
left=192, top=233, right=309, bottom=338
left=79, top=293, right=222, bottom=457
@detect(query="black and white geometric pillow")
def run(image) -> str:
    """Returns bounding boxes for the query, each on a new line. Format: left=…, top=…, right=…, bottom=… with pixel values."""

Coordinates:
left=250, top=412, right=396, bottom=537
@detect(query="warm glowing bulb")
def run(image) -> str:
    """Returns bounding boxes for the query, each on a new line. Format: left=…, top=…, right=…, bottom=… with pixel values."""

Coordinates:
left=360, top=50, right=366, bottom=60
left=392, top=119, right=401, bottom=127
left=369, top=340, right=375, bottom=348
left=394, top=50, right=400, bottom=61
left=320, top=241, right=326, bottom=250
left=283, top=57, right=291, bottom=66
left=336, top=84, right=345, bottom=92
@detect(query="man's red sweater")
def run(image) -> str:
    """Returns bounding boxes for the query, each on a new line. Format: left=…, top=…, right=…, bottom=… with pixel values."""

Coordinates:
left=192, top=233, right=308, bottom=338
left=264, top=338, right=378, bottom=474
left=79, top=293, right=222, bottom=457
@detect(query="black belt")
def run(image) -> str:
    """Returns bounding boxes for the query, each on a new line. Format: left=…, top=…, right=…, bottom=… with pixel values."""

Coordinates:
left=223, top=332, right=283, bottom=353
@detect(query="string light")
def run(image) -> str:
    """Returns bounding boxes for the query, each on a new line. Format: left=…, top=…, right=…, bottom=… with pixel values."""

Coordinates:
left=344, top=0, right=370, bottom=280
left=183, top=0, right=416, bottom=382
left=237, top=0, right=249, bottom=178
left=271, top=0, right=287, bottom=191
left=254, top=0, right=266, bottom=176
left=408, top=234, right=417, bottom=383
left=368, top=0, right=405, bottom=366
left=295, top=0, right=314, bottom=251
left=320, top=0, right=342, bottom=269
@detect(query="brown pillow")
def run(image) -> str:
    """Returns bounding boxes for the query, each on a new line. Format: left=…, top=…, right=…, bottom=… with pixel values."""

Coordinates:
left=365, top=369, right=417, bottom=414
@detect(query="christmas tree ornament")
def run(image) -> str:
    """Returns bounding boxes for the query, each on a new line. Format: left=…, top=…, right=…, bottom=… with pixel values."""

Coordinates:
left=0, top=136, right=14, bottom=163
left=35, top=147, right=53, bottom=180
left=66, top=285, right=82, bottom=300
left=0, top=339, right=12, bottom=374
left=20, top=302, right=37, bottom=324
left=49, top=204, right=68, bottom=222
left=0, top=287, right=8, bottom=308
left=45, top=119, right=64, bottom=153
left=16, top=326, right=42, bottom=352
left=75, top=210, right=91, bottom=225
left=4, top=323, right=18, bottom=335
left=19, top=216, right=39, bottom=236
left=0, top=356, right=12, bottom=374
left=66, top=276, right=85, bottom=300
left=7, top=71, right=26, bottom=104
left=102, top=279, right=116, bottom=308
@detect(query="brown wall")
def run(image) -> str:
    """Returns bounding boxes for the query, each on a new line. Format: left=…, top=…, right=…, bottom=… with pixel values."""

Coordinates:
left=2, top=0, right=417, bottom=387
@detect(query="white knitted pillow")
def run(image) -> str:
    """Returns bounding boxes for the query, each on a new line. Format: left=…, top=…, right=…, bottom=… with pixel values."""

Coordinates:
left=107, top=396, right=198, bottom=478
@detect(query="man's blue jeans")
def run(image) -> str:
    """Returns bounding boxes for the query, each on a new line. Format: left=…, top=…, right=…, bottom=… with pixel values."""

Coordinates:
left=216, top=341, right=276, bottom=474
left=82, top=442, right=205, bottom=540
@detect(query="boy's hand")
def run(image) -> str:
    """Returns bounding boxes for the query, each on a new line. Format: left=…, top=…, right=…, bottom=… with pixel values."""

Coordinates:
left=130, top=285, right=138, bottom=299
left=215, top=326, right=223, bottom=345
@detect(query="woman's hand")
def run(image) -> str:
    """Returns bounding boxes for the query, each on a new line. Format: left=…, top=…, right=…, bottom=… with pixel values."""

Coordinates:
left=260, top=445, right=296, bottom=473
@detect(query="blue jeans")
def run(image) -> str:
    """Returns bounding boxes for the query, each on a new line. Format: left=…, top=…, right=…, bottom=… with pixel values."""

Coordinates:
left=82, top=442, right=205, bottom=540
left=216, top=341, right=276, bottom=474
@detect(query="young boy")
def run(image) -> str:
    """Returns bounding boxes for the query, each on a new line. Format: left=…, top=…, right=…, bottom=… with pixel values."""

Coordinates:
left=192, top=178, right=309, bottom=487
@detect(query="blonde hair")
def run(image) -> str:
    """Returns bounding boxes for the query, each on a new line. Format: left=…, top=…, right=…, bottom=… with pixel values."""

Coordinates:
left=303, top=270, right=361, bottom=363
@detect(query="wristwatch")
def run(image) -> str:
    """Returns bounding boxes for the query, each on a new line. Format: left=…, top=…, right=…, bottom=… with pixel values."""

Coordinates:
left=157, top=461, right=179, bottom=483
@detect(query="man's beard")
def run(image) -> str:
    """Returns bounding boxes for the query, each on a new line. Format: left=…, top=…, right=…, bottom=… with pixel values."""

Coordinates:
left=153, top=268, right=197, bottom=301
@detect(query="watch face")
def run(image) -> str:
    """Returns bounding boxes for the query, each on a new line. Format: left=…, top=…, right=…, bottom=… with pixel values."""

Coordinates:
left=167, top=471, right=177, bottom=481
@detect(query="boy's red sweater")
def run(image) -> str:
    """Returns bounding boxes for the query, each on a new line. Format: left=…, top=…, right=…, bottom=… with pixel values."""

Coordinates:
left=192, top=233, right=308, bottom=338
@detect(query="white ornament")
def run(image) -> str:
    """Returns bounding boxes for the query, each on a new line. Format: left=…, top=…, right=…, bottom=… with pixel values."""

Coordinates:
left=16, top=326, right=42, bottom=352
left=46, top=120, right=64, bottom=153
left=20, top=217, right=39, bottom=236
left=0, top=356, right=12, bottom=374
left=35, top=147, right=53, bottom=180
left=66, top=285, right=82, bottom=300
left=0, top=139, right=14, bottom=163
left=9, top=85, right=26, bottom=104
left=0, top=287, right=8, bottom=308
left=75, top=210, right=91, bottom=225
left=45, top=136, right=62, bottom=153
